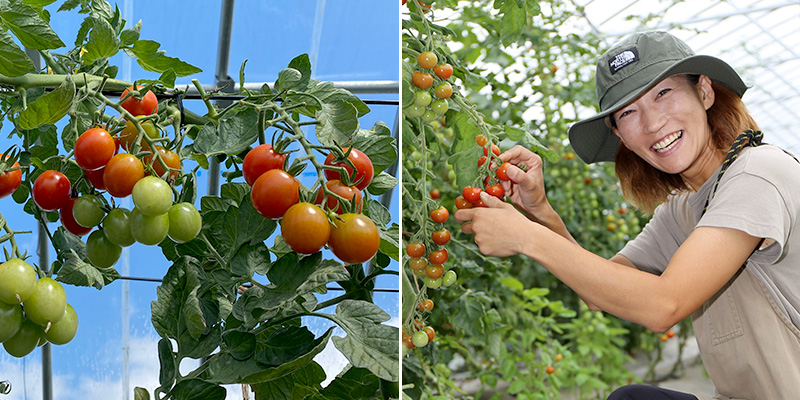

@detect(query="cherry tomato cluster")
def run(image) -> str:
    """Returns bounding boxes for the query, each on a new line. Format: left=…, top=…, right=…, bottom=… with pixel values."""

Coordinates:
left=245, top=144, right=380, bottom=265
left=0, top=258, right=77, bottom=358
left=454, top=135, right=512, bottom=210
left=29, top=87, right=201, bottom=270
left=0, top=156, right=22, bottom=200
left=659, top=329, right=677, bottom=342
left=403, top=319, right=436, bottom=350
left=404, top=51, right=454, bottom=123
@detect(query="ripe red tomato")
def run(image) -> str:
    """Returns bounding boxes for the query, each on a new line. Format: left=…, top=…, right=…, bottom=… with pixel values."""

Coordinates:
left=434, top=82, right=453, bottom=99
left=59, top=198, right=93, bottom=236
left=462, top=186, right=481, bottom=203
left=408, top=257, right=427, bottom=271
left=667, top=330, right=676, bottom=339
left=423, top=326, right=435, bottom=342
left=546, top=365, right=555, bottom=374
left=496, top=162, right=512, bottom=181
left=475, top=135, right=488, bottom=147
left=74, top=127, right=115, bottom=170
left=104, top=153, right=144, bottom=198
left=432, top=229, right=450, bottom=246
left=455, top=195, right=473, bottom=210
left=314, top=180, right=363, bottom=214
left=403, top=333, right=415, bottom=349
left=425, top=264, right=444, bottom=279
left=406, top=242, right=426, bottom=258
left=144, top=145, right=181, bottom=181
left=429, top=189, right=440, bottom=199
left=32, top=170, right=71, bottom=211
left=434, top=64, right=453, bottom=80
left=242, top=144, right=286, bottom=186
left=417, top=52, right=438, bottom=69
left=120, top=86, right=158, bottom=117
left=483, top=144, right=500, bottom=157
left=251, top=169, right=299, bottom=219
left=486, top=184, right=505, bottom=198
left=0, top=160, right=22, bottom=199
left=422, top=299, right=434, bottom=311
left=281, top=203, right=331, bottom=254
left=323, top=148, right=374, bottom=191
left=430, top=206, right=449, bottom=223
left=428, top=248, right=448, bottom=265
left=85, top=167, right=106, bottom=190
left=478, top=156, right=487, bottom=167
left=328, top=213, right=380, bottom=264
left=411, top=71, right=433, bottom=89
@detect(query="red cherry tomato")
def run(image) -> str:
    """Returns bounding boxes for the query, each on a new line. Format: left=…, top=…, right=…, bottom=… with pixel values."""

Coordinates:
left=74, top=127, right=115, bottom=170
left=251, top=169, right=300, bottom=219
left=85, top=167, right=106, bottom=191
left=425, top=264, right=444, bottom=279
left=412, top=71, right=433, bottom=89
left=429, top=189, right=440, bottom=199
left=59, top=198, right=92, bottom=236
left=496, top=162, right=513, bottom=181
left=406, top=242, right=426, bottom=258
left=433, top=64, right=453, bottom=80
left=32, top=170, right=71, bottom=211
left=242, top=144, right=286, bottom=186
left=144, top=145, right=181, bottom=181
left=429, top=206, right=449, bottom=223
left=120, top=86, right=158, bottom=117
left=323, top=148, right=374, bottom=191
left=428, top=248, right=448, bottom=265
left=455, top=195, right=473, bottom=210
left=417, top=52, right=438, bottom=69
left=486, top=184, right=505, bottom=198
left=432, top=229, right=450, bottom=246
left=483, top=144, right=500, bottom=157
left=103, top=154, right=144, bottom=198
left=328, top=213, right=380, bottom=264
left=280, top=202, right=331, bottom=254
left=423, top=326, right=436, bottom=342
left=478, top=156, right=487, bottom=167
left=0, top=160, right=22, bottom=199
left=462, top=186, right=481, bottom=203
left=314, top=180, right=363, bottom=214
left=475, top=135, right=488, bottom=147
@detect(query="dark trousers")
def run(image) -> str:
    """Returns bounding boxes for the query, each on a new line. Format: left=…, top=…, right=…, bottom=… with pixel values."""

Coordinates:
left=607, top=385, right=697, bottom=400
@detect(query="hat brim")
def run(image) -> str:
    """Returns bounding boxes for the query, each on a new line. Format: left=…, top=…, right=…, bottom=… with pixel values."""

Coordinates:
left=568, top=55, right=749, bottom=164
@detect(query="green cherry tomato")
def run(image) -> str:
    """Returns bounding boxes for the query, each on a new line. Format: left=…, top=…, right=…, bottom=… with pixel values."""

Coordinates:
left=45, top=303, right=78, bottom=345
left=167, top=202, right=202, bottom=243
left=0, top=301, right=22, bottom=341
left=403, top=104, right=425, bottom=118
left=3, top=318, right=43, bottom=358
left=442, top=270, right=457, bottom=287
left=414, top=91, right=433, bottom=107
left=130, top=207, right=169, bottom=245
left=86, top=230, right=122, bottom=268
left=72, top=194, right=106, bottom=228
left=431, top=99, right=449, bottom=115
left=424, top=276, right=443, bottom=289
left=23, top=278, right=67, bottom=326
left=0, top=258, right=36, bottom=304
left=132, top=176, right=173, bottom=216
left=103, top=208, right=135, bottom=247
left=412, top=330, right=429, bottom=347
left=422, top=109, right=438, bottom=123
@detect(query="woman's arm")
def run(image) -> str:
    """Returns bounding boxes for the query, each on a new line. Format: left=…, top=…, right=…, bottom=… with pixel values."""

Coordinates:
left=456, top=192, right=761, bottom=333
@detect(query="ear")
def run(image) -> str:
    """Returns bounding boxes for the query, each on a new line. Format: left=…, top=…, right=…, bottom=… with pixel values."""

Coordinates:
left=698, top=75, right=715, bottom=110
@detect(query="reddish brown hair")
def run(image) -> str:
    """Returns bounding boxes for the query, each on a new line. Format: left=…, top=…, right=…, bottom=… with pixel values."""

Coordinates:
left=613, top=75, right=760, bottom=214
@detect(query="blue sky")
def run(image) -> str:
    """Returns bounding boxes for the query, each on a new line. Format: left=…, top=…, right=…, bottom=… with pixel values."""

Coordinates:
left=0, top=1, right=399, bottom=399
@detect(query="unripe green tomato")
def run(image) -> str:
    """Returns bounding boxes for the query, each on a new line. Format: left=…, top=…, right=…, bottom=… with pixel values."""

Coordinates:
left=413, top=268, right=427, bottom=277
left=414, top=91, right=433, bottom=107
left=130, top=207, right=169, bottom=245
left=132, top=176, right=173, bottom=216
left=103, top=208, right=136, bottom=247
left=422, top=109, right=437, bottom=123
left=0, top=258, right=37, bottom=304
left=72, top=195, right=105, bottom=228
left=403, top=104, right=425, bottom=118
left=412, top=330, right=429, bottom=347
left=0, top=301, right=22, bottom=341
left=167, top=202, right=202, bottom=243
left=87, top=230, right=122, bottom=268
left=22, top=277, right=66, bottom=326
left=46, top=303, right=78, bottom=345
left=442, top=270, right=457, bottom=287
left=3, top=318, right=43, bottom=358
left=431, top=99, right=449, bottom=115
left=424, top=276, right=442, bottom=289
left=447, top=170, right=457, bottom=181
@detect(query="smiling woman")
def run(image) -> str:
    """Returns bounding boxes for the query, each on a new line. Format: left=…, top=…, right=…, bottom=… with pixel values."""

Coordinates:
left=455, top=30, right=800, bottom=399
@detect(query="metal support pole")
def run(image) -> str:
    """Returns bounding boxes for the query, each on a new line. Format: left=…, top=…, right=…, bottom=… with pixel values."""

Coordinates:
left=208, top=0, right=236, bottom=198
left=26, top=46, right=52, bottom=400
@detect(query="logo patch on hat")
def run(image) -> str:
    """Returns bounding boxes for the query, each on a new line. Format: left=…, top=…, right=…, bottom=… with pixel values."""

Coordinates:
left=608, top=47, right=639, bottom=75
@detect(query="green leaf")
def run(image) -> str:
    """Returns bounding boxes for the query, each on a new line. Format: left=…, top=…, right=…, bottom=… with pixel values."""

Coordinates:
left=0, top=0, right=65, bottom=50
left=274, top=68, right=302, bottom=93
left=0, top=30, right=34, bottom=76
left=133, top=387, right=150, bottom=400
left=287, top=53, right=312, bottom=88
left=250, top=362, right=326, bottom=400
left=83, top=16, right=119, bottom=63
left=508, top=379, right=526, bottom=394
left=302, top=79, right=370, bottom=118
left=499, top=277, right=524, bottom=291
left=157, top=338, right=176, bottom=388
left=402, top=270, right=416, bottom=323
left=453, top=295, right=486, bottom=339
left=499, top=0, right=526, bottom=47
left=192, top=107, right=260, bottom=157
left=54, top=249, right=119, bottom=289
left=127, top=40, right=202, bottom=76
left=170, top=379, right=225, bottom=400
left=204, top=193, right=276, bottom=262
left=378, top=223, right=399, bottom=262
left=315, top=100, right=359, bottom=147
left=120, top=19, right=141, bottom=45
left=365, top=199, right=391, bottom=227
left=18, top=75, right=75, bottom=130
left=151, top=256, right=207, bottom=341
left=351, top=121, right=397, bottom=175
left=328, top=300, right=399, bottom=382
left=229, top=242, right=270, bottom=278
left=220, top=182, right=251, bottom=204
left=448, top=146, right=483, bottom=190
left=223, top=330, right=256, bottom=361
left=366, top=171, right=397, bottom=196
left=205, top=328, right=333, bottom=384
left=319, top=366, right=381, bottom=400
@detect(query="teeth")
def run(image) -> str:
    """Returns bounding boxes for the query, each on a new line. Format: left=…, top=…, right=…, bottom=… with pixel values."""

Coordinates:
left=652, top=131, right=682, bottom=153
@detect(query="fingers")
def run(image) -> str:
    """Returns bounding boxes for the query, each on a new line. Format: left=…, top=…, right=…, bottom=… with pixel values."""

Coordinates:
left=500, top=145, right=542, bottom=166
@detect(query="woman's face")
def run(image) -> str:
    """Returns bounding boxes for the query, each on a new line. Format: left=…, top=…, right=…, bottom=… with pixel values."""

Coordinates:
left=612, top=75, right=717, bottom=182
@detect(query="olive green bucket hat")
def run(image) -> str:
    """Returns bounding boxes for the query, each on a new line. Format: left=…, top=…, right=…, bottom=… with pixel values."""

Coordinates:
left=568, top=31, right=749, bottom=164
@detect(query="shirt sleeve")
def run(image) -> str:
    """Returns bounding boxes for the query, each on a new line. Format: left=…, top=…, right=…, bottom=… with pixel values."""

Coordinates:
left=618, top=201, right=681, bottom=276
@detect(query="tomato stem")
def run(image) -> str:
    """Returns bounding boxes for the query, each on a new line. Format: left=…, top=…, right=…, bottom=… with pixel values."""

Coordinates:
left=191, top=79, right=219, bottom=121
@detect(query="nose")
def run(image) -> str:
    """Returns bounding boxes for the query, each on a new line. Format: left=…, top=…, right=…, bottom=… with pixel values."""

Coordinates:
left=641, top=106, right=666, bottom=135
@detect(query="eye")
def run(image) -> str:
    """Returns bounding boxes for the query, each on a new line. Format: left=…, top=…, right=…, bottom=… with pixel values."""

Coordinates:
left=619, top=109, right=632, bottom=118
left=656, top=88, right=671, bottom=98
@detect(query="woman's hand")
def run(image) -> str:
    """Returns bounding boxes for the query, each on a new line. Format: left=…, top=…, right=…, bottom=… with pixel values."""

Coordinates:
left=454, top=191, right=536, bottom=257
left=497, top=146, right=550, bottom=220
